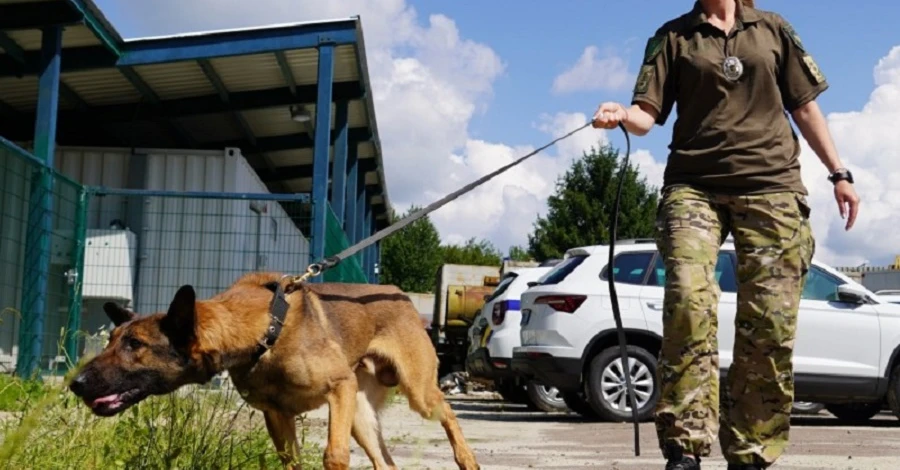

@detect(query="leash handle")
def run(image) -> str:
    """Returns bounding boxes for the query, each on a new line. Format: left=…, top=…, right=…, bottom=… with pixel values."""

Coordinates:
left=609, top=122, right=641, bottom=456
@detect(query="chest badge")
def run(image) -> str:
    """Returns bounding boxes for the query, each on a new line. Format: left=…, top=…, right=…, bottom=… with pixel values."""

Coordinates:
left=723, top=56, right=744, bottom=81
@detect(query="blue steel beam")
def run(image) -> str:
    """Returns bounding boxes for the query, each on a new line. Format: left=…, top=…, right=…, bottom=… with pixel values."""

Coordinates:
left=344, top=144, right=359, bottom=236
left=0, top=45, right=116, bottom=77
left=309, top=42, right=335, bottom=276
left=118, top=66, right=195, bottom=148
left=355, top=173, right=366, bottom=269
left=119, top=21, right=356, bottom=66
left=202, top=127, right=370, bottom=155
left=274, top=51, right=298, bottom=96
left=196, top=59, right=257, bottom=147
left=17, top=26, right=62, bottom=378
left=0, top=32, right=24, bottom=62
left=365, top=202, right=374, bottom=283
left=14, top=82, right=363, bottom=124
left=330, top=100, right=349, bottom=224
left=361, top=199, right=371, bottom=282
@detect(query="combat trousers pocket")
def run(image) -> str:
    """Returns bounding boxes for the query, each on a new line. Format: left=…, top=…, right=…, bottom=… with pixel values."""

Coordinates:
left=795, top=193, right=815, bottom=275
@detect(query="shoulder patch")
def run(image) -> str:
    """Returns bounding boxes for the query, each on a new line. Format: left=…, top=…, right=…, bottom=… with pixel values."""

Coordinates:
left=634, top=65, right=655, bottom=95
left=643, top=35, right=666, bottom=64
left=781, top=23, right=804, bottom=51
left=802, top=54, right=825, bottom=84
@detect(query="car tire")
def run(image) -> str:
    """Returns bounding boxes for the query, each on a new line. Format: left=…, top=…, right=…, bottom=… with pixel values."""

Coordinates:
left=525, top=381, right=568, bottom=413
left=825, top=402, right=882, bottom=422
left=792, top=401, right=825, bottom=415
left=584, top=345, right=658, bottom=423
left=889, top=362, right=900, bottom=421
left=495, top=380, right=529, bottom=405
left=562, top=391, right=600, bottom=419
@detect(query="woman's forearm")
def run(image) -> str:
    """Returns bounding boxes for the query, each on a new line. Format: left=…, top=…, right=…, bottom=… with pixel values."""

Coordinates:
left=791, top=100, right=844, bottom=173
left=623, top=103, right=658, bottom=137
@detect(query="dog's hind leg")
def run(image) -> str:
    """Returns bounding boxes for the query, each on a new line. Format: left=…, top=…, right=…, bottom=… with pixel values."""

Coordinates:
left=351, top=364, right=397, bottom=470
left=264, top=411, right=302, bottom=470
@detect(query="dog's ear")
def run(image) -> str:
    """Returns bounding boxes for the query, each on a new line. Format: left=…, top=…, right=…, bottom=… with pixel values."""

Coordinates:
left=163, top=285, right=197, bottom=347
left=103, top=302, right=136, bottom=326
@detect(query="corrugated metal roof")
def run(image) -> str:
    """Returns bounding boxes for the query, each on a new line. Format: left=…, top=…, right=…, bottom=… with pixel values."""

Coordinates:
left=5, top=24, right=100, bottom=50
left=0, top=4, right=391, bottom=225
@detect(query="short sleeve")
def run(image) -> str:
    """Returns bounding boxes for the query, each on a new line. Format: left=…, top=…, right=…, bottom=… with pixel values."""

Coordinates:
left=631, top=31, right=676, bottom=126
left=777, top=20, right=828, bottom=112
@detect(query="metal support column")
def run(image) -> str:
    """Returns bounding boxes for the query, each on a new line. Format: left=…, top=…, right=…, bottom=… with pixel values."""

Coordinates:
left=309, top=41, right=334, bottom=278
left=354, top=173, right=366, bottom=268
left=330, top=100, right=349, bottom=225
left=344, top=144, right=358, bottom=241
left=64, top=188, right=89, bottom=365
left=17, top=26, right=62, bottom=377
left=365, top=201, right=374, bottom=283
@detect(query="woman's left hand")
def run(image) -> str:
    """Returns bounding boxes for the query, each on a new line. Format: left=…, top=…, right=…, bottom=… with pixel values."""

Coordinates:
left=834, top=181, right=860, bottom=230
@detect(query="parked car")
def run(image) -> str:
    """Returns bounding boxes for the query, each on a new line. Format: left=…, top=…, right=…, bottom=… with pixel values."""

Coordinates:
left=876, top=290, right=900, bottom=305
left=466, top=265, right=569, bottom=412
left=511, top=239, right=900, bottom=424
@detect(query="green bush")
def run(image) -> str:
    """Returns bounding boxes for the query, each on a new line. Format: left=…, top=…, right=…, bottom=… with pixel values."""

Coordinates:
left=0, top=374, right=52, bottom=412
left=0, top=380, right=322, bottom=469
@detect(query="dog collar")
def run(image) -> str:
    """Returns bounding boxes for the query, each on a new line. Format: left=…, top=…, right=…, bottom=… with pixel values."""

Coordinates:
left=252, top=281, right=290, bottom=362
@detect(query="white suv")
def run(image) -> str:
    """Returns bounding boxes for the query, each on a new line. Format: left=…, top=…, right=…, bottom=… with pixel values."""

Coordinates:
left=466, top=266, right=569, bottom=412
left=511, top=239, right=900, bottom=423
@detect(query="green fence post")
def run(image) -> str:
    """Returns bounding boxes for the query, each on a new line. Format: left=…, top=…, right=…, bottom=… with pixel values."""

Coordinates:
left=64, top=187, right=89, bottom=367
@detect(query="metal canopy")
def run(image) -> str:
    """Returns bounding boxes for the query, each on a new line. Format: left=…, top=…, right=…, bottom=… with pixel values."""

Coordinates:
left=0, top=0, right=391, bottom=227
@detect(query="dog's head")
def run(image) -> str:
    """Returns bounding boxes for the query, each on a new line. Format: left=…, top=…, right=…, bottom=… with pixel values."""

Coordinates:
left=69, top=284, right=208, bottom=417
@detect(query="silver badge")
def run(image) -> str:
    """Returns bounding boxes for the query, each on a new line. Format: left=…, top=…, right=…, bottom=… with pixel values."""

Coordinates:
left=723, top=56, right=744, bottom=81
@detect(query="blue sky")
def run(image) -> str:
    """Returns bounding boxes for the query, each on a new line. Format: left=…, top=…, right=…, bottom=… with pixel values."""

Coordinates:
left=92, top=1, right=900, bottom=266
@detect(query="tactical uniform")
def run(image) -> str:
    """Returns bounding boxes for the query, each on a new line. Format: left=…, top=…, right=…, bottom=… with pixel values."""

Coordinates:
left=631, top=2, right=823, bottom=468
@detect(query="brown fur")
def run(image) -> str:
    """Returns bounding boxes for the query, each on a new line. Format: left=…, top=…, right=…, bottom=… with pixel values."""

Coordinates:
left=69, top=272, right=480, bottom=470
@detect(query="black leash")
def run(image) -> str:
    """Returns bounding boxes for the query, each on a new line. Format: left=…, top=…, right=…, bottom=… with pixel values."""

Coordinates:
left=291, top=121, right=641, bottom=457
left=607, top=124, right=641, bottom=456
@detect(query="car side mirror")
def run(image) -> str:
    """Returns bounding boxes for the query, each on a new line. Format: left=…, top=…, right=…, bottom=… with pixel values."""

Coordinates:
left=483, top=294, right=491, bottom=302
left=836, top=284, right=873, bottom=305
left=527, top=281, right=539, bottom=288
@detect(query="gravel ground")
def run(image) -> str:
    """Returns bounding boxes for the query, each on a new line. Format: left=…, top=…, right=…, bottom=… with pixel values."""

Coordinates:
left=303, top=394, right=900, bottom=470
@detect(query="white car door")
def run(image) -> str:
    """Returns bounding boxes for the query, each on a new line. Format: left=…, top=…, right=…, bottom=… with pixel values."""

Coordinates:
left=640, top=250, right=739, bottom=369
left=792, top=266, right=881, bottom=380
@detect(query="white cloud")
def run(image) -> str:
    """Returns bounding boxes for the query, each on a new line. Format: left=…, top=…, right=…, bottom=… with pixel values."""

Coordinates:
left=100, top=0, right=676, bottom=256
left=551, top=45, right=634, bottom=94
left=799, top=45, right=900, bottom=267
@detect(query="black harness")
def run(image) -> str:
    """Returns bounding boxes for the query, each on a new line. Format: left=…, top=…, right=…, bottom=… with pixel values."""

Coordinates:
left=251, top=281, right=291, bottom=363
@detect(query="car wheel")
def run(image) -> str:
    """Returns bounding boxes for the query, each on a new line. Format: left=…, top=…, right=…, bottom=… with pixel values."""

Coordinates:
left=792, top=401, right=825, bottom=415
left=584, top=345, right=658, bottom=422
left=495, top=379, right=529, bottom=405
left=825, top=402, right=882, bottom=422
left=889, top=362, right=900, bottom=420
left=562, top=391, right=600, bottom=419
left=525, top=381, right=568, bottom=413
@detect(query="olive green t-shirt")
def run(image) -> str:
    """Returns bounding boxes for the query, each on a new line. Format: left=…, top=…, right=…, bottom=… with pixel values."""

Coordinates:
left=631, top=2, right=828, bottom=195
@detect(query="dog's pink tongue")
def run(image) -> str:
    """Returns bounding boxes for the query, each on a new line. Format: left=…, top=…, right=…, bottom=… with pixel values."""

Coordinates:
left=90, top=394, right=121, bottom=407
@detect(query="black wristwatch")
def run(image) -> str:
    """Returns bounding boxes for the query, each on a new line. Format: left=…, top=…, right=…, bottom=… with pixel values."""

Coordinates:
left=828, top=168, right=854, bottom=185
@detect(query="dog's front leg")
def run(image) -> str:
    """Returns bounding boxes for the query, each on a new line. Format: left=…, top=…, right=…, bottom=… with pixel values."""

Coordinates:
left=264, top=410, right=302, bottom=470
left=323, top=374, right=358, bottom=470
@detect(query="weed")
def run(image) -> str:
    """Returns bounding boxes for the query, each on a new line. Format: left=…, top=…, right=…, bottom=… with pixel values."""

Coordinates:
left=0, top=379, right=323, bottom=469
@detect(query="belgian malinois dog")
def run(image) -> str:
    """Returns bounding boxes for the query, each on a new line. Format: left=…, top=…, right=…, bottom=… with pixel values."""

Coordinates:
left=68, top=272, right=480, bottom=470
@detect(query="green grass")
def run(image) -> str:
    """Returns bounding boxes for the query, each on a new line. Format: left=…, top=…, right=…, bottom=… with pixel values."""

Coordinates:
left=0, top=378, right=323, bottom=469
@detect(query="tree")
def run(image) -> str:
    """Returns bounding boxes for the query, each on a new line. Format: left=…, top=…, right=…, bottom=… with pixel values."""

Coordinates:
left=441, top=237, right=503, bottom=266
left=527, top=142, right=660, bottom=261
left=508, top=245, right=532, bottom=262
left=379, top=206, right=443, bottom=293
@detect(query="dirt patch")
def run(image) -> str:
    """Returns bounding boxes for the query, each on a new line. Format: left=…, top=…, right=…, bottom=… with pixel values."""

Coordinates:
left=301, top=395, right=900, bottom=469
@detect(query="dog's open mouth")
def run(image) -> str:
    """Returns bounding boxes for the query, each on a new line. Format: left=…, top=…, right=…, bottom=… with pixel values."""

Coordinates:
left=84, top=388, right=142, bottom=416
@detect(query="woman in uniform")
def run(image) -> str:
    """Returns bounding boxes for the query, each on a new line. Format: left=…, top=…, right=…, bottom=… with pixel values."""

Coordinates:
left=592, top=0, right=860, bottom=469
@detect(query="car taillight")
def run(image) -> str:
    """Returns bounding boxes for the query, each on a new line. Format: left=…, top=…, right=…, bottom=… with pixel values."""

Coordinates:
left=534, top=295, right=586, bottom=313
left=492, top=301, right=508, bottom=325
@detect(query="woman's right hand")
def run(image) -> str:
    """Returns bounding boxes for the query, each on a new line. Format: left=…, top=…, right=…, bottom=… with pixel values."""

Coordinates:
left=592, top=102, right=629, bottom=129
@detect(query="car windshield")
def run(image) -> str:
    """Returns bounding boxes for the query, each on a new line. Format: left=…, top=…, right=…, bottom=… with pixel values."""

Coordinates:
left=484, top=273, right=518, bottom=303
left=535, top=254, right=588, bottom=286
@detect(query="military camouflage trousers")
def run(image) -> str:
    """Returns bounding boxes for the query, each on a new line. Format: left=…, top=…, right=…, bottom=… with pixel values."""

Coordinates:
left=653, top=185, right=815, bottom=467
